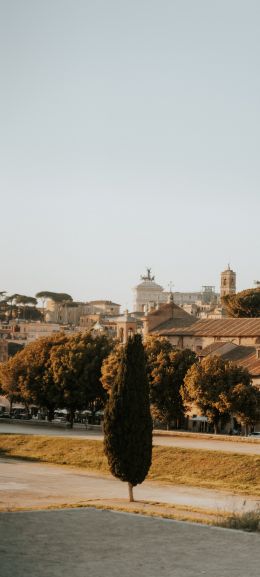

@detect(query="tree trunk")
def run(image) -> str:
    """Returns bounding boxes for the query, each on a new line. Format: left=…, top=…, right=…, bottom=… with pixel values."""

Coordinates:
left=69, top=409, right=74, bottom=429
left=47, top=407, right=54, bottom=422
left=128, top=482, right=134, bottom=502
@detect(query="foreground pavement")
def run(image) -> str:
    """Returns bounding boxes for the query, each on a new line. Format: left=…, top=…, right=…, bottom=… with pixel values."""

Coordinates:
left=0, top=507, right=259, bottom=577
left=0, top=458, right=259, bottom=513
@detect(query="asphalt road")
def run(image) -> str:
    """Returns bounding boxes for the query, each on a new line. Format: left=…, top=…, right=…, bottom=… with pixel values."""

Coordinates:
left=1, top=421, right=260, bottom=455
left=0, top=507, right=259, bottom=577
left=0, top=458, right=259, bottom=512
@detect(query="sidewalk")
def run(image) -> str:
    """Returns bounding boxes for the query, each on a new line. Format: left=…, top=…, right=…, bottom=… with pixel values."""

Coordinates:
left=1, top=507, right=259, bottom=577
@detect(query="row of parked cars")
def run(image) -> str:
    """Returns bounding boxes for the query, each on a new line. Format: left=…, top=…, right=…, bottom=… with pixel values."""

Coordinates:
left=0, top=408, right=31, bottom=420
left=0, top=408, right=104, bottom=425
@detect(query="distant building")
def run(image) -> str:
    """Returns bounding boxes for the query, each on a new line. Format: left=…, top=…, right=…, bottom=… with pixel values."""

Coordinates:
left=133, top=269, right=168, bottom=312
left=87, top=301, right=120, bottom=316
left=133, top=269, right=219, bottom=315
left=17, top=322, right=66, bottom=343
left=45, top=300, right=88, bottom=325
left=0, top=339, right=8, bottom=363
left=220, top=265, right=236, bottom=299
left=46, top=298, right=120, bottom=325
left=153, top=316, right=260, bottom=351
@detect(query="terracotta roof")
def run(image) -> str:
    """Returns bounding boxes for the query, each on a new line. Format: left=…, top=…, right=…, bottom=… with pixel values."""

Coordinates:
left=158, top=318, right=260, bottom=337
left=198, top=342, right=229, bottom=356
left=236, top=354, right=260, bottom=376
left=200, top=342, right=260, bottom=377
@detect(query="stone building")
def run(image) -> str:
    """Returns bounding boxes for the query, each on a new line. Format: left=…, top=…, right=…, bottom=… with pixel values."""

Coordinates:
left=0, top=339, right=8, bottom=363
left=116, top=310, right=138, bottom=344
left=142, top=301, right=196, bottom=335
left=220, top=265, right=236, bottom=299
left=133, top=269, right=168, bottom=312
left=155, top=317, right=260, bottom=351
left=45, top=299, right=88, bottom=325
left=133, top=269, right=219, bottom=317
left=46, top=299, right=121, bottom=326
left=87, top=301, right=120, bottom=316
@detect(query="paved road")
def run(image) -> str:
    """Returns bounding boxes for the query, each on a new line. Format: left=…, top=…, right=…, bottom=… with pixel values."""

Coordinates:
left=0, top=507, right=259, bottom=577
left=0, top=458, right=259, bottom=512
left=1, top=421, right=260, bottom=455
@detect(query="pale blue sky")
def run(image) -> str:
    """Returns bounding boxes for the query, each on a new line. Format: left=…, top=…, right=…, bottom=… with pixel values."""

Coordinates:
left=1, top=0, right=259, bottom=308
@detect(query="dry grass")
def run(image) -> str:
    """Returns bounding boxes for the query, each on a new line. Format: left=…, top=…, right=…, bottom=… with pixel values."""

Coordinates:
left=0, top=497, right=231, bottom=527
left=217, top=508, right=260, bottom=532
left=0, top=433, right=259, bottom=496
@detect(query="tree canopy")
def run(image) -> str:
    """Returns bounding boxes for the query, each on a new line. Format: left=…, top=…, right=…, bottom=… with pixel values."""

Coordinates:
left=0, top=332, right=112, bottom=424
left=150, top=348, right=196, bottom=428
left=50, top=332, right=111, bottom=425
left=101, top=336, right=196, bottom=429
left=222, top=288, right=260, bottom=317
left=181, top=355, right=258, bottom=433
left=35, top=291, right=73, bottom=303
left=104, top=335, right=152, bottom=501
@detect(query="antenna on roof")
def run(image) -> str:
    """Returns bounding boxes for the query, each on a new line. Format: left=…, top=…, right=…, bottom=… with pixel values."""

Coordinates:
left=168, top=281, right=174, bottom=306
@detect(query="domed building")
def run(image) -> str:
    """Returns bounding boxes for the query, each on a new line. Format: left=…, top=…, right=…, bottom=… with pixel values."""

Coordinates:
left=133, top=269, right=169, bottom=313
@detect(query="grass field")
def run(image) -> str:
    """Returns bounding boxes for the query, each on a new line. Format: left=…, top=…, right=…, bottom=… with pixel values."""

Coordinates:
left=0, top=433, right=259, bottom=496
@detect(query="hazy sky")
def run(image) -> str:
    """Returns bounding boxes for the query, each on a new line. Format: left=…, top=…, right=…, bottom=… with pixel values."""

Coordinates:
left=1, top=0, right=260, bottom=308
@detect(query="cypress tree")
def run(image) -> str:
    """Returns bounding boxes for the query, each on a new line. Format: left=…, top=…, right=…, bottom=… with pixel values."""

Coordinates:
left=104, top=334, right=152, bottom=502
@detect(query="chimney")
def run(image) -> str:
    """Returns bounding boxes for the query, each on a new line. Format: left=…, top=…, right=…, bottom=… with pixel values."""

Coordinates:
left=256, top=347, right=260, bottom=360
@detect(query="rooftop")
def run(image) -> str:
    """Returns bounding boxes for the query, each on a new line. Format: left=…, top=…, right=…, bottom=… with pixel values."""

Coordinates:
left=157, top=318, right=260, bottom=337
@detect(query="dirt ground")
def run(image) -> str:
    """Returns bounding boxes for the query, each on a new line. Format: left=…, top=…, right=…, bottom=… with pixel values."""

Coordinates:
left=0, top=457, right=259, bottom=521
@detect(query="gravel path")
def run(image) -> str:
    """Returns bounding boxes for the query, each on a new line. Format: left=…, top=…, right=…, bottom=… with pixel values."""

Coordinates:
left=0, top=458, right=259, bottom=512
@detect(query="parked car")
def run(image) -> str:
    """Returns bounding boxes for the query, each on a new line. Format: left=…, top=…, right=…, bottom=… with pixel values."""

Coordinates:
left=53, top=411, right=67, bottom=423
left=0, top=412, right=11, bottom=418
left=248, top=432, right=260, bottom=438
left=11, top=409, right=31, bottom=420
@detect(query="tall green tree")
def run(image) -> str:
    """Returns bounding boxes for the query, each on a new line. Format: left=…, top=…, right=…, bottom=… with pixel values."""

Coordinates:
left=104, top=335, right=152, bottom=502
left=222, top=288, right=260, bottom=317
left=15, top=295, right=38, bottom=320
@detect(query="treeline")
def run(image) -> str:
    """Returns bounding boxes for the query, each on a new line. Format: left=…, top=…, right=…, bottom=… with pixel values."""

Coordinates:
left=0, top=291, right=74, bottom=322
left=0, top=333, right=259, bottom=431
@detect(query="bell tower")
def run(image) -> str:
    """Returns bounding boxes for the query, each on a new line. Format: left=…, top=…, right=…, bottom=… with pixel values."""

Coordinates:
left=220, top=265, right=236, bottom=299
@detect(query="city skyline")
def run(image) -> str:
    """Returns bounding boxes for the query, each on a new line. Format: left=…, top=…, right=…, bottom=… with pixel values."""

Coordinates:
left=1, top=263, right=258, bottom=311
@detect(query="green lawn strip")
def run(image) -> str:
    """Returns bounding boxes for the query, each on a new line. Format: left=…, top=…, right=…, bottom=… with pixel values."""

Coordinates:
left=0, top=434, right=259, bottom=496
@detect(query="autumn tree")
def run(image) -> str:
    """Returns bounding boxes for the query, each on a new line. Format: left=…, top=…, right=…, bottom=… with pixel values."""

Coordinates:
left=100, top=342, right=123, bottom=394
left=182, top=355, right=255, bottom=433
left=104, top=335, right=152, bottom=502
left=0, top=355, right=23, bottom=412
left=101, top=336, right=173, bottom=396
left=144, top=335, right=173, bottom=371
left=9, top=334, right=67, bottom=420
left=226, top=382, right=259, bottom=434
left=150, top=348, right=196, bottom=429
left=1, top=332, right=112, bottom=423
left=50, top=332, right=112, bottom=426
left=223, top=288, right=260, bottom=318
